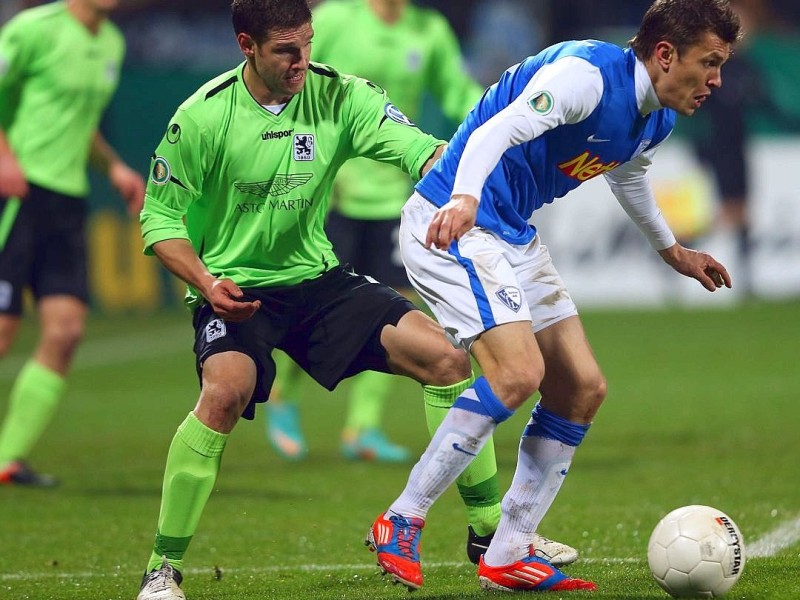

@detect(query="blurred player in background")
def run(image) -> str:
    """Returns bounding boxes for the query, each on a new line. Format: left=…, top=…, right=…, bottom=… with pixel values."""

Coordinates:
left=264, top=0, right=482, bottom=464
left=367, top=0, right=740, bottom=592
left=136, top=1, right=477, bottom=597
left=0, top=0, right=144, bottom=487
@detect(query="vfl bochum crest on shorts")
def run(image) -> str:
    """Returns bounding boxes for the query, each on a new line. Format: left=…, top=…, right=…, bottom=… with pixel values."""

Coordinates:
left=205, top=319, right=227, bottom=342
left=496, top=286, right=522, bottom=312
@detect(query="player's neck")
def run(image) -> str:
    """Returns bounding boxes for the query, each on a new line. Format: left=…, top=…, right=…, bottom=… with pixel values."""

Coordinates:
left=369, top=0, right=407, bottom=25
left=66, top=0, right=107, bottom=34
left=242, top=63, right=293, bottom=106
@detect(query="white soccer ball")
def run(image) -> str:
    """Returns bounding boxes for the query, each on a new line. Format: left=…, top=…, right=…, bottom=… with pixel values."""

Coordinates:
left=647, top=505, right=746, bottom=598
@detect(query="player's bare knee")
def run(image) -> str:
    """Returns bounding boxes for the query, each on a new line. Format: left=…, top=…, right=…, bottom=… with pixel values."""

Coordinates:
left=575, top=373, right=607, bottom=422
left=488, top=364, right=543, bottom=410
left=197, top=382, right=250, bottom=430
left=41, top=322, right=85, bottom=360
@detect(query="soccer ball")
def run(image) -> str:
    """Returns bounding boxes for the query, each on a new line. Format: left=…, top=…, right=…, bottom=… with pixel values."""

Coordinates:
left=647, top=505, right=746, bottom=598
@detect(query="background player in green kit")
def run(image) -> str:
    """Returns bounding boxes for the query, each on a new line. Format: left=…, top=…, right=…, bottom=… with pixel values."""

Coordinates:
left=0, top=0, right=145, bottom=487
left=267, top=0, right=482, bottom=466
left=136, top=1, right=475, bottom=598
left=265, top=0, right=482, bottom=464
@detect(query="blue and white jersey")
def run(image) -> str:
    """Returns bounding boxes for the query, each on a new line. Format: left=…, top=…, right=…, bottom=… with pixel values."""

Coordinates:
left=416, top=40, right=677, bottom=248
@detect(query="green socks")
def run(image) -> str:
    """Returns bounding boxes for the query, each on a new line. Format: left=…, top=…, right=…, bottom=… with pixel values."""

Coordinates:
left=0, top=360, right=65, bottom=466
left=147, top=412, right=228, bottom=573
left=423, top=377, right=501, bottom=536
left=343, top=370, right=394, bottom=433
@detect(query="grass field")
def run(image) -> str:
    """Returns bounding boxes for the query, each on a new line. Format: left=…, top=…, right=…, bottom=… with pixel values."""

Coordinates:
left=1, top=300, right=798, bottom=600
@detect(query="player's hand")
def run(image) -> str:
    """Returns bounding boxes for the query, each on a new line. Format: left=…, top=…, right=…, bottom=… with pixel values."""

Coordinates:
left=109, top=161, right=146, bottom=216
left=205, top=278, right=262, bottom=322
left=426, top=194, right=479, bottom=250
left=0, top=151, right=29, bottom=199
left=658, top=243, right=732, bottom=292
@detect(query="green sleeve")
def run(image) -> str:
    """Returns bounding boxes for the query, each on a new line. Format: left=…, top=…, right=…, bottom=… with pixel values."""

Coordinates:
left=343, top=75, right=443, bottom=181
left=0, top=16, right=32, bottom=89
left=425, top=14, right=484, bottom=122
left=0, top=15, right=33, bottom=123
left=140, top=109, right=208, bottom=254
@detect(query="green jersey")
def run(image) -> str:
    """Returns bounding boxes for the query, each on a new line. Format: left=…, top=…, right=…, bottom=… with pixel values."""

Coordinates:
left=140, top=62, right=441, bottom=304
left=0, top=2, right=124, bottom=197
left=312, top=0, right=482, bottom=219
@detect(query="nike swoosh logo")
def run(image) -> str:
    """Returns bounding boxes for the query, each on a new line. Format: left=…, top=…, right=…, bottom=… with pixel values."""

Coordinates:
left=587, top=134, right=610, bottom=142
left=452, top=442, right=477, bottom=456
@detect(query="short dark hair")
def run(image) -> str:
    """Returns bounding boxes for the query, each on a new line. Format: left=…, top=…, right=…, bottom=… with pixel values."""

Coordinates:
left=231, top=0, right=312, bottom=44
left=630, top=0, right=742, bottom=60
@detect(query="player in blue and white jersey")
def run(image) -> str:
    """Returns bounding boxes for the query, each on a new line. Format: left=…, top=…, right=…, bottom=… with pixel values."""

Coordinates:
left=366, top=0, right=742, bottom=593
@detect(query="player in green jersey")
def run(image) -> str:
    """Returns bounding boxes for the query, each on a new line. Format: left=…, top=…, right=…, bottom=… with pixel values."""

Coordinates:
left=0, top=0, right=145, bottom=487
left=135, top=1, right=474, bottom=598
left=265, top=0, right=482, bottom=464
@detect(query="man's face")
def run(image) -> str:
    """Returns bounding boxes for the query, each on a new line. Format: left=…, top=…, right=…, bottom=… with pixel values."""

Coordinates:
left=246, top=23, right=313, bottom=101
left=78, top=0, right=120, bottom=12
left=655, top=32, right=731, bottom=116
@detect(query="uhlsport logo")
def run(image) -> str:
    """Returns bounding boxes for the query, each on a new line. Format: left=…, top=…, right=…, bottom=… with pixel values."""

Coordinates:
left=151, top=157, right=171, bottom=185
left=528, top=91, right=554, bottom=116
left=557, top=151, right=621, bottom=182
left=262, top=128, right=294, bottom=141
left=294, top=134, right=315, bottom=161
left=384, top=103, right=415, bottom=126
left=205, top=319, right=227, bottom=343
left=496, top=286, right=522, bottom=312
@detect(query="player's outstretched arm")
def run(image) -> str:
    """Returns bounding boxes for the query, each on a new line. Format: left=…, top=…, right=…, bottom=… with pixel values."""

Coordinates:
left=90, top=132, right=145, bottom=215
left=152, top=238, right=261, bottom=321
left=658, top=243, right=732, bottom=292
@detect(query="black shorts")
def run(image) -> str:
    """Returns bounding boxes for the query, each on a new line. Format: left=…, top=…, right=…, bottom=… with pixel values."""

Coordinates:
left=0, top=184, right=89, bottom=314
left=192, top=265, right=417, bottom=420
left=326, top=211, right=410, bottom=289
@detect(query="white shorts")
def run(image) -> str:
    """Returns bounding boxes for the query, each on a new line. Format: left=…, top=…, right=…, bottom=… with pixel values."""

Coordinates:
left=400, top=192, right=578, bottom=349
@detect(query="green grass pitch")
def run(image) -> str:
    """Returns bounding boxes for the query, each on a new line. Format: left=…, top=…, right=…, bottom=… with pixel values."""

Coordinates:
left=1, top=301, right=798, bottom=599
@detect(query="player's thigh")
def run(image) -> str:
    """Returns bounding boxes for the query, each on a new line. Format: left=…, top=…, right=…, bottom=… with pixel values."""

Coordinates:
left=32, top=193, right=89, bottom=304
left=0, top=194, right=38, bottom=315
left=471, top=320, right=544, bottom=408
left=192, top=302, right=279, bottom=420
left=401, top=194, right=533, bottom=347
left=379, top=309, right=469, bottom=385
left=535, top=315, right=606, bottom=423
left=195, top=350, right=258, bottom=433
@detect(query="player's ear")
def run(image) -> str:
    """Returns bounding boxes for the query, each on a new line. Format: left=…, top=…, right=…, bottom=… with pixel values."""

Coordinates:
left=237, top=33, right=257, bottom=58
left=654, top=41, right=675, bottom=71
